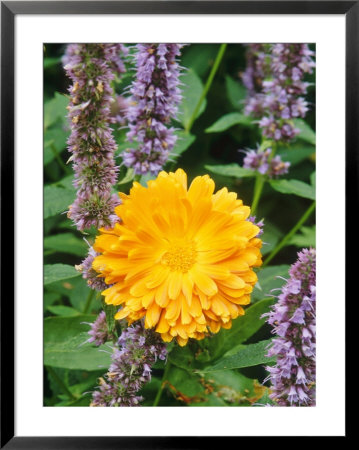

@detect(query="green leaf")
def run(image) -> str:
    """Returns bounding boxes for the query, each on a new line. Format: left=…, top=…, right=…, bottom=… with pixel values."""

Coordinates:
left=201, top=339, right=275, bottom=372
left=209, top=298, right=276, bottom=357
left=45, top=127, right=68, bottom=153
left=289, top=225, right=316, bottom=247
left=178, top=69, right=207, bottom=129
left=44, top=291, right=61, bottom=308
left=46, top=305, right=81, bottom=317
left=44, top=315, right=112, bottom=370
left=118, top=167, right=135, bottom=185
left=181, top=44, right=219, bottom=78
left=205, top=163, right=255, bottom=178
left=310, top=171, right=316, bottom=188
left=225, top=75, right=246, bottom=110
left=252, top=265, right=289, bottom=303
left=44, top=92, right=68, bottom=129
left=205, top=112, right=252, bottom=133
left=167, top=366, right=204, bottom=398
left=261, top=222, right=282, bottom=256
left=44, top=233, right=87, bottom=257
left=44, top=185, right=75, bottom=219
left=171, top=131, right=196, bottom=157
left=269, top=179, right=315, bottom=200
left=44, top=264, right=80, bottom=286
left=44, top=56, right=62, bottom=69
left=277, top=144, right=315, bottom=166
left=293, top=119, right=316, bottom=145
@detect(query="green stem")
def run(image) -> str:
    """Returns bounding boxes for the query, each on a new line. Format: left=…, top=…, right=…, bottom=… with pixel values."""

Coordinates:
left=153, top=361, right=171, bottom=406
left=46, top=366, right=75, bottom=401
left=251, top=143, right=277, bottom=215
left=251, top=174, right=265, bottom=216
left=263, top=201, right=316, bottom=267
left=83, top=289, right=95, bottom=314
left=185, top=44, right=227, bottom=133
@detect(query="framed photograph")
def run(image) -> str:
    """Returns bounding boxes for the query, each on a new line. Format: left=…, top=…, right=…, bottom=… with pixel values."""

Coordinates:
left=1, top=1, right=351, bottom=446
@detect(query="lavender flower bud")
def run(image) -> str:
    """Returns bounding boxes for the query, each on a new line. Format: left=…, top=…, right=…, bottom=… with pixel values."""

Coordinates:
left=123, top=44, right=184, bottom=175
left=63, top=44, right=128, bottom=230
left=263, top=248, right=316, bottom=406
left=85, top=311, right=114, bottom=346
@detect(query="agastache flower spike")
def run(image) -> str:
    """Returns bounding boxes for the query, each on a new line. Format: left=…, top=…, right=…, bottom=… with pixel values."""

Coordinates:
left=123, top=44, right=184, bottom=175
left=241, top=147, right=290, bottom=177
left=243, top=44, right=315, bottom=142
left=263, top=248, right=316, bottom=406
left=63, top=44, right=128, bottom=230
left=91, top=323, right=167, bottom=407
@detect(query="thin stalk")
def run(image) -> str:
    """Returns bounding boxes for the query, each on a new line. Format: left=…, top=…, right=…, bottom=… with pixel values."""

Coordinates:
left=46, top=366, right=76, bottom=401
left=185, top=44, right=227, bottom=133
left=153, top=361, right=171, bottom=407
left=263, top=201, right=316, bottom=267
left=83, top=288, right=95, bottom=314
left=251, top=174, right=265, bottom=216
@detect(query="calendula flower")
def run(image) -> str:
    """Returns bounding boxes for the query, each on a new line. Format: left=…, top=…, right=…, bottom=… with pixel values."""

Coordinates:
left=92, top=169, right=262, bottom=346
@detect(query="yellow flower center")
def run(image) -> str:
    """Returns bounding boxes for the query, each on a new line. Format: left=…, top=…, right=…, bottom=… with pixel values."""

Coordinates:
left=162, top=243, right=196, bottom=272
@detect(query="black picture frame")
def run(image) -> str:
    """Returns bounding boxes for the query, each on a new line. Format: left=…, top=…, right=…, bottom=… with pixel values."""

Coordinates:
left=1, top=1, right=351, bottom=447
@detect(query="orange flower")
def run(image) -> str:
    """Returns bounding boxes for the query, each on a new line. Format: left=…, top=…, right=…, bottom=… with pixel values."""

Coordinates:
left=93, top=169, right=262, bottom=346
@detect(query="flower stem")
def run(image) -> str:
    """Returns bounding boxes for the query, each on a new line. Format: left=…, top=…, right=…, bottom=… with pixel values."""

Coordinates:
left=83, top=288, right=95, bottom=314
left=185, top=44, right=227, bottom=133
left=251, top=174, right=265, bottom=216
left=263, top=200, right=316, bottom=267
left=46, top=366, right=76, bottom=401
left=153, top=361, right=171, bottom=406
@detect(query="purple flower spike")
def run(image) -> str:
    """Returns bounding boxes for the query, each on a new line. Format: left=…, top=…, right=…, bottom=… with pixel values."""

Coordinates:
left=263, top=248, right=316, bottom=406
left=86, top=311, right=114, bottom=346
left=241, top=147, right=290, bottom=177
left=91, top=322, right=167, bottom=407
left=123, top=44, right=184, bottom=175
left=243, top=44, right=315, bottom=142
left=63, top=44, right=128, bottom=230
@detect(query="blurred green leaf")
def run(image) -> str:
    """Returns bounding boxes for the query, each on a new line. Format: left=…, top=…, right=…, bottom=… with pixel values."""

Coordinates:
left=269, top=179, right=315, bottom=200
left=178, top=69, right=207, bottom=129
left=44, top=127, right=68, bottom=166
left=209, top=298, right=276, bottom=357
left=46, top=305, right=81, bottom=317
left=277, top=144, right=315, bottom=166
left=44, top=185, right=75, bottom=219
left=205, top=163, right=255, bottom=178
left=171, top=131, right=196, bottom=157
left=44, top=291, right=61, bottom=308
left=289, top=225, right=316, bottom=248
left=118, top=167, right=135, bottom=185
left=310, top=171, right=316, bottom=188
left=167, top=366, right=204, bottom=398
left=44, top=315, right=112, bottom=370
left=261, top=222, right=282, bottom=256
left=44, top=264, right=79, bottom=286
left=44, top=92, right=68, bottom=129
left=44, top=56, right=62, bottom=69
left=225, top=75, right=246, bottom=110
left=44, top=233, right=87, bottom=257
left=205, top=112, right=252, bottom=133
left=252, top=265, right=289, bottom=303
left=201, top=339, right=274, bottom=372
left=293, top=119, right=316, bottom=145
left=181, top=44, right=219, bottom=78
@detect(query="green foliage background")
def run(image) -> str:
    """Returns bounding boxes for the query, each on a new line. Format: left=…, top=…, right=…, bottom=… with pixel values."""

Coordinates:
left=44, top=43, right=315, bottom=407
